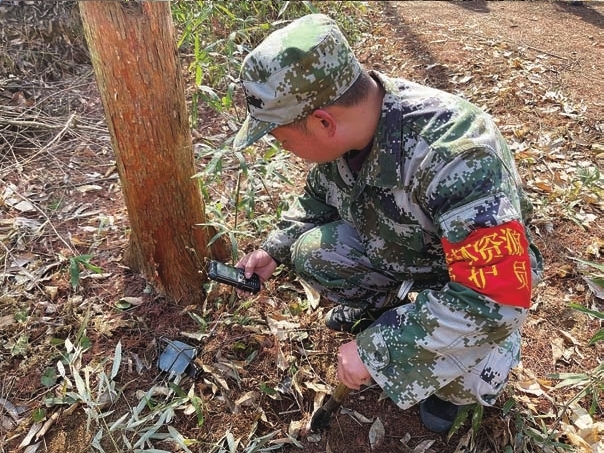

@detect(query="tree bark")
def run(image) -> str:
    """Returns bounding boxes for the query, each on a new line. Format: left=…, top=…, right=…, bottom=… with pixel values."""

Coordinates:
left=79, top=1, right=228, bottom=304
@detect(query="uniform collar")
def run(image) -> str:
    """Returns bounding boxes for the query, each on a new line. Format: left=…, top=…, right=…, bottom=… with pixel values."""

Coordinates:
left=350, top=71, right=405, bottom=197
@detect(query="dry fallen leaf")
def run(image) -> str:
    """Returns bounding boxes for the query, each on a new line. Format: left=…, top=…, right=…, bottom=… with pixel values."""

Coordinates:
left=275, top=342, right=289, bottom=371
left=516, top=378, right=546, bottom=396
left=558, top=405, right=604, bottom=452
left=561, top=427, right=596, bottom=453
left=234, top=391, right=258, bottom=408
left=266, top=315, right=301, bottom=340
left=453, top=429, right=473, bottom=453
left=551, top=336, right=565, bottom=364
left=583, top=276, right=604, bottom=300
left=75, top=184, right=102, bottom=193
left=412, top=439, right=437, bottom=453
left=369, top=417, right=385, bottom=450
left=201, top=364, right=229, bottom=391
left=559, top=329, right=581, bottom=346
left=577, top=424, right=604, bottom=447
left=2, top=185, right=36, bottom=213
left=291, top=369, right=310, bottom=409
left=287, top=419, right=306, bottom=437
left=0, top=315, right=17, bottom=330
left=18, top=422, right=43, bottom=449
left=341, top=407, right=374, bottom=424
left=297, top=278, right=321, bottom=310
left=23, top=443, right=42, bottom=453
left=118, top=296, right=144, bottom=306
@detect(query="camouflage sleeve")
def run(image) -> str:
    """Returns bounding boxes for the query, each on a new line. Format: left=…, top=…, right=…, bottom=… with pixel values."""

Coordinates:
left=355, top=145, right=543, bottom=406
left=261, top=164, right=340, bottom=264
left=423, top=146, right=540, bottom=308
left=419, top=146, right=526, bottom=241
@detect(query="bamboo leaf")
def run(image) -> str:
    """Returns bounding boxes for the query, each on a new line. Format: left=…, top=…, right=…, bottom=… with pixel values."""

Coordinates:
left=570, top=257, right=604, bottom=273
left=569, top=303, right=604, bottom=320
left=111, top=341, right=122, bottom=380
left=69, top=258, right=80, bottom=289
left=589, top=328, right=604, bottom=345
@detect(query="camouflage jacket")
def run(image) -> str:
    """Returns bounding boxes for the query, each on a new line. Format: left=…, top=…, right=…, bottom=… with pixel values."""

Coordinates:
left=261, top=70, right=541, bottom=318
left=263, top=70, right=538, bottom=270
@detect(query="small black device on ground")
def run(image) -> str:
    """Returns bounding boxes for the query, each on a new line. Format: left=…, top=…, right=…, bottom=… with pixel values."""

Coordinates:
left=208, top=260, right=261, bottom=293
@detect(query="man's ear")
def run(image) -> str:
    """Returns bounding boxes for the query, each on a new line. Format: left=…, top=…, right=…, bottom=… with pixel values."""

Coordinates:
left=311, top=109, right=336, bottom=137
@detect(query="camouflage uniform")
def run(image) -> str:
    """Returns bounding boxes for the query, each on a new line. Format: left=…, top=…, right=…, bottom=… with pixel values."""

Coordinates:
left=259, top=73, right=542, bottom=408
left=233, top=14, right=543, bottom=410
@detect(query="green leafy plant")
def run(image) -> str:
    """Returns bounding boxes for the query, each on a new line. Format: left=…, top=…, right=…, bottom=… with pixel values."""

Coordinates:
left=178, top=1, right=369, bottom=261
left=446, top=403, right=481, bottom=445
left=550, top=363, right=604, bottom=418
left=501, top=398, right=573, bottom=453
left=41, top=338, right=204, bottom=452
left=172, top=1, right=368, bottom=125
left=570, top=257, right=604, bottom=330
left=208, top=429, right=284, bottom=453
left=69, top=254, right=102, bottom=289
left=548, top=273, right=604, bottom=417
left=193, top=141, right=296, bottom=261
left=569, top=303, right=604, bottom=344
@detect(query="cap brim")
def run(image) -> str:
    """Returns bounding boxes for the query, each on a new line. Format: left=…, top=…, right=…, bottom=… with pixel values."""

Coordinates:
left=233, top=114, right=277, bottom=151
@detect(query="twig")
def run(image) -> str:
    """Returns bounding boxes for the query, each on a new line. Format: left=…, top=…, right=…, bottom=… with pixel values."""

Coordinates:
left=0, top=115, right=107, bottom=133
left=278, top=409, right=301, bottom=415
left=0, top=113, right=76, bottom=178
left=0, top=119, right=67, bottom=129
left=522, top=43, right=569, bottom=61
left=39, top=112, right=76, bottom=152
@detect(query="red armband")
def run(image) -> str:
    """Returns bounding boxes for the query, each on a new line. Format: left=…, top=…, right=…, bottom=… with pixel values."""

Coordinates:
left=441, top=220, right=532, bottom=308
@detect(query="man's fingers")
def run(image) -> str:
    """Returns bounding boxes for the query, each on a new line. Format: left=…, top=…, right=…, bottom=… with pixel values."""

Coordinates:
left=337, top=351, right=360, bottom=389
left=337, top=367, right=358, bottom=389
left=337, top=340, right=371, bottom=389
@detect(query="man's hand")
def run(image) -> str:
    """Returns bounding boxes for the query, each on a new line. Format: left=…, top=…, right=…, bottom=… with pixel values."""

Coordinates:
left=236, top=249, right=278, bottom=283
left=337, top=340, right=371, bottom=389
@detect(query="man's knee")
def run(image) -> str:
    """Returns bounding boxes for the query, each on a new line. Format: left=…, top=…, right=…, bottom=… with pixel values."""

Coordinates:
left=290, top=221, right=358, bottom=277
left=290, top=228, right=322, bottom=276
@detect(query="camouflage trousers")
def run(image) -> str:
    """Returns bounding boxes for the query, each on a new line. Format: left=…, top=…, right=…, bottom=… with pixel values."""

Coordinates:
left=290, top=219, right=528, bottom=408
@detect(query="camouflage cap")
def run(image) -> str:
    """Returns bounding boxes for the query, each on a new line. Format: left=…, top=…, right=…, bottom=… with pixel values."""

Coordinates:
left=233, top=14, right=362, bottom=150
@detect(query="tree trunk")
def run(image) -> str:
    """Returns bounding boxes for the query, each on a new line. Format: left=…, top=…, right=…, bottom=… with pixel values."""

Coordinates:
left=79, top=1, right=229, bottom=304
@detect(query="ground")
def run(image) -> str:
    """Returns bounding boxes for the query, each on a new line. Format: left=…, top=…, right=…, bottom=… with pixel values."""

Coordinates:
left=1, top=2, right=604, bottom=453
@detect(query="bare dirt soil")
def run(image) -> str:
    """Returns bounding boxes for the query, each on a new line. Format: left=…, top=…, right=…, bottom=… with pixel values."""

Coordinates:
left=1, top=2, right=603, bottom=453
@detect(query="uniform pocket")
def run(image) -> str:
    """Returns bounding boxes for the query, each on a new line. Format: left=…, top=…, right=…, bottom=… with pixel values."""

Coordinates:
left=357, top=330, right=391, bottom=371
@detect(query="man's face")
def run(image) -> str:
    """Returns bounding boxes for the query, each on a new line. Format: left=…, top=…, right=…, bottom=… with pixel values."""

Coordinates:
left=269, top=123, right=345, bottom=164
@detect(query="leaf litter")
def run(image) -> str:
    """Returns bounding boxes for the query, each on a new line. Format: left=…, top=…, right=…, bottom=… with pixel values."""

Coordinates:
left=1, top=2, right=604, bottom=453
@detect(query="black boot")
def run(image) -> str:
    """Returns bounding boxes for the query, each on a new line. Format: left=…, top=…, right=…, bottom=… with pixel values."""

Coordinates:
left=419, top=394, right=465, bottom=433
left=324, top=305, right=389, bottom=334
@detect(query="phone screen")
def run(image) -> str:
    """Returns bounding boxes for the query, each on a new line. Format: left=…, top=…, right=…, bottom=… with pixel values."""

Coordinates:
left=215, top=261, right=242, bottom=281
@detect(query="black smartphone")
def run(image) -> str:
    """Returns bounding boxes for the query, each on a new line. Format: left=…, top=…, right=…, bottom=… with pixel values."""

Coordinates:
left=207, top=261, right=261, bottom=293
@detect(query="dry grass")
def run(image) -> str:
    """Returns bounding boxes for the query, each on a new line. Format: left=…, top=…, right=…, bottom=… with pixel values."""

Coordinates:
left=1, top=2, right=604, bottom=453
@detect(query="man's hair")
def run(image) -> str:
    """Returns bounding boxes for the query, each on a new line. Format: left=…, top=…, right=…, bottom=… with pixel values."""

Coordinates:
left=288, top=69, right=373, bottom=132
left=329, top=69, right=373, bottom=108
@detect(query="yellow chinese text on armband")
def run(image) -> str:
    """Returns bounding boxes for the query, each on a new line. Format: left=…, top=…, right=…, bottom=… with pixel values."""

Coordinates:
left=441, top=221, right=532, bottom=308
